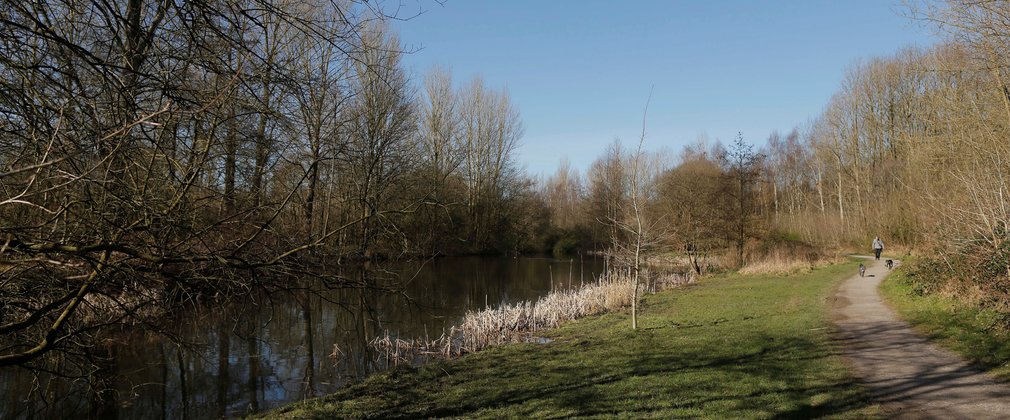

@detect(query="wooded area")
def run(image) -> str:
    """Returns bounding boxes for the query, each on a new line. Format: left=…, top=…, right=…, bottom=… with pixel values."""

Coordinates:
left=537, top=0, right=1010, bottom=321
left=0, top=0, right=540, bottom=373
left=3, top=0, right=1010, bottom=405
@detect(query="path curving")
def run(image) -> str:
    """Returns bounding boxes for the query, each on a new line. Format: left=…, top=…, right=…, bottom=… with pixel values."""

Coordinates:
left=833, top=257, right=1010, bottom=418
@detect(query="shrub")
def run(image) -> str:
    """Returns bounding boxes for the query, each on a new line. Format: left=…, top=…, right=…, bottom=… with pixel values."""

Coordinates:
left=906, top=231, right=1010, bottom=326
left=552, top=237, right=580, bottom=257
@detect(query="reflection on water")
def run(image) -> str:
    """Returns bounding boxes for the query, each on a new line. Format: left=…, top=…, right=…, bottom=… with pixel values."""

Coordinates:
left=1, top=255, right=605, bottom=419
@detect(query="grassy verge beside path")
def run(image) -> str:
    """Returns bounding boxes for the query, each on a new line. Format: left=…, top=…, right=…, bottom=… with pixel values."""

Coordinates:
left=880, top=264, right=1010, bottom=379
left=265, top=261, right=877, bottom=419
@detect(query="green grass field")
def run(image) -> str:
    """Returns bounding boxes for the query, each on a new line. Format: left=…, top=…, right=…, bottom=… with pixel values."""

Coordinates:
left=264, top=261, right=878, bottom=419
left=880, top=265, right=1010, bottom=380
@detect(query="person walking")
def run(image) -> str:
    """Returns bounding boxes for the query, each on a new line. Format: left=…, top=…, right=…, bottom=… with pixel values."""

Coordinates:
left=872, top=236, right=884, bottom=261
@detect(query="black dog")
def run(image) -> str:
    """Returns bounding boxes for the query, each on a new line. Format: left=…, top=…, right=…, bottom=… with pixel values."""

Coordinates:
left=859, top=263, right=866, bottom=277
left=886, top=259, right=894, bottom=270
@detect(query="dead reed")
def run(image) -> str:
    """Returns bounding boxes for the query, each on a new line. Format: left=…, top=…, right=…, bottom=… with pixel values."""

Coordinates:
left=80, top=286, right=164, bottom=324
left=368, top=268, right=694, bottom=365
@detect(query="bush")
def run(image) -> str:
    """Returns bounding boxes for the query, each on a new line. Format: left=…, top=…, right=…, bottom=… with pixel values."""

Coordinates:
left=552, top=237, right=580, bottom=257
left=901, top=257, right=951, bottom=297
left=907, top=231, right=1010, bottom=326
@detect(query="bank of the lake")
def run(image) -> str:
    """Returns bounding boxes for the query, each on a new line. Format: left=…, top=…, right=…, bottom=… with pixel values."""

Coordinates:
left=264, top=260, right=880, bottom=418
left=1, top=256, right=609, bottom=419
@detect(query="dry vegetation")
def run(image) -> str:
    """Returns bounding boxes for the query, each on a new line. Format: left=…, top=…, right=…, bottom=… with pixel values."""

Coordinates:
left=0, top=0, right=535, bottom=379
left=738, top=253, right=843, bottom=276
left=539, top=1, right=1010, bottom=320
left=367, top=268, right=694, bottom=365
left=7, top=0, right=1010, bottom=416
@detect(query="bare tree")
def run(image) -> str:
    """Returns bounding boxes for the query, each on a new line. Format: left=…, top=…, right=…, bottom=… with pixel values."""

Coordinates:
left=291, top=6, right=352, bottom=243
left=719, top=133, right=763, bottom=266
left=418, top=66, right=463, bottom=180
left=543, top=158, right=584, bottom=232
left=607, top=93, right=668, bottom=330
left=0, top=0, right=398, bottom=375
left=458, top=77, right=524, bottom=250
left=587, top=140, right=628, bottom=248
left=343, top=23, right=416, bottom=258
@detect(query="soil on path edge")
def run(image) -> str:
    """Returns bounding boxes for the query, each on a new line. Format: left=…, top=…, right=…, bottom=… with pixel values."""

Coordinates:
left=833, top=257, right=1010, bottom=418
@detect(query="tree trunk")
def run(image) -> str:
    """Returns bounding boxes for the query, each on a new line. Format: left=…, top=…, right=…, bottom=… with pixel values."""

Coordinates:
left=305, top=159, right=319, bottom=241
left=252, top=109, right=270, bottom=208
left=223, top=112, right=237, bottom=213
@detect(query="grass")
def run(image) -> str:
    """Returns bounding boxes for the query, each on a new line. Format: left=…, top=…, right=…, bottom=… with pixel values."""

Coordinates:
left=879, top=264, right=1010, bottom=379
left=263, top=261, right=878, bottom=419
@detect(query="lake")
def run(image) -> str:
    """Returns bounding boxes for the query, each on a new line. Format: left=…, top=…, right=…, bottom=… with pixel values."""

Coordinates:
left=1, top=255, right=607, bottom=419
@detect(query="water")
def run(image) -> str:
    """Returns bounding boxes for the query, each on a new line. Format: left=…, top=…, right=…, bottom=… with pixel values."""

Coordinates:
left=1, top=255, right=606, bottom=419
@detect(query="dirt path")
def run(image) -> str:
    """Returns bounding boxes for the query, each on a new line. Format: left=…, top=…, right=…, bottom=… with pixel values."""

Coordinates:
left=833, top=257, right=1010, bottom=418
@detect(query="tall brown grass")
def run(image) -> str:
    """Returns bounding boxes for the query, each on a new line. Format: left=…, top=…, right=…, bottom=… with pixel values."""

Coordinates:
left=80, top=287, right=165, bottom=324
left=738, top=251, right=841, bottom=275
left=368, top=268, right=694, bottom=365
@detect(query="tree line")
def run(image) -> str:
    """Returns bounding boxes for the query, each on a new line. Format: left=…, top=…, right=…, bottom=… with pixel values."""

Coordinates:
left=754, top=1, right=1010, bottom=260
left=0, top=0, right=541, bottom=374
left=0, top=0, right=773, bottom=374
left=538, top=1, right=1010, bottom=285
left=5, top=0, right=1009, bottom=383
left=543, top=1, right=1010, bottom=320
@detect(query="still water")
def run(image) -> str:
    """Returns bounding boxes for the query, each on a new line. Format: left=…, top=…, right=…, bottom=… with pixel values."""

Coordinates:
left=1, top=255, right=606, bottom=419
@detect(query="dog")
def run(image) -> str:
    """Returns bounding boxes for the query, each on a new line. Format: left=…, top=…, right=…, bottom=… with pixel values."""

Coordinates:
left=859, top=263, right=866, bottom=278
left=886, top=259, right=894, bottom=270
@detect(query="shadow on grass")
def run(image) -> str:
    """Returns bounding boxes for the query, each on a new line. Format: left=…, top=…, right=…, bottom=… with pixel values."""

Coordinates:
left=346, top=330, right=877, bottom=419
left=271, top=265, right=879, bottom=419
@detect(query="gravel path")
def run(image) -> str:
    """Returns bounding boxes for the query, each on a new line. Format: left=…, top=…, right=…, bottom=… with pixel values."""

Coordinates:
left=833, top=257, right=1010, bottom=419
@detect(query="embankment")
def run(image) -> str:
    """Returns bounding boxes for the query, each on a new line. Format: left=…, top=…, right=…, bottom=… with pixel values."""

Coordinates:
left=262, top=260, right=879, bottom=419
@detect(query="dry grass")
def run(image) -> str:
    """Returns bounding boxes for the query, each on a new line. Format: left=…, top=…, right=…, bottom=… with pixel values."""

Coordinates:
left=739, top=251, right=842, bottom=276
left=645, top=253, right=727, bottom=275
left=739, top=258, right=812, bottom=275
left=79, top=286, right=164, bottom=324
left=650, top=268, right=697, bottom=291
left=368, top=268, right=694, bottom=365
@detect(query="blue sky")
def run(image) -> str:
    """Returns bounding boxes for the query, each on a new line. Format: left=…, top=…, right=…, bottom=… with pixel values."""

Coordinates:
left=392, top=1, right=939, bottom=176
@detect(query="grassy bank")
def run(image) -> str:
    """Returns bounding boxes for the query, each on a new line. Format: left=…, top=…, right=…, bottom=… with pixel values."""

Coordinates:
left=880, top=264, right=1010, bottom=379
left=264, top=261, right=876, bottom=419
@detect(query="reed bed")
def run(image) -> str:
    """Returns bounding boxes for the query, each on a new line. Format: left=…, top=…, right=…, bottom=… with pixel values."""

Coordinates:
left=650, top=269, right=697, bottom=291
left=368, top=268, right=694, bottom=365
left=367, top=332, right=455, bottom=365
